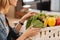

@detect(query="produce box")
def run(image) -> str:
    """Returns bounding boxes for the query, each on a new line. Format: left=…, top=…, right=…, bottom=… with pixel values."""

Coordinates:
left=26, top=12, right=60, bottom=40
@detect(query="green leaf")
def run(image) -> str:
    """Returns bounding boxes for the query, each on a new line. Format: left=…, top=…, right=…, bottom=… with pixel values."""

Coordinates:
left=26, top=13, right=44, bottom=29
left=31, top=20, right=44, bottom=28
left=26, top=17, right=32, bottom=29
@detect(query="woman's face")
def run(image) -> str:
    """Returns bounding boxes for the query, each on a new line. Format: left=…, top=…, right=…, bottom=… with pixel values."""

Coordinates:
left=9, top=0, right=18, bottom=6
left=3, top=0, right=18, bottom=15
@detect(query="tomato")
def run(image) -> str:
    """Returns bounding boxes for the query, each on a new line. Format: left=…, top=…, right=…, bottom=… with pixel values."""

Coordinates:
left=56, top=18, right=60, bottom=25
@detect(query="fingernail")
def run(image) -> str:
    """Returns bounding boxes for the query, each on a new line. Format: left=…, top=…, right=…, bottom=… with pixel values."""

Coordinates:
left=31, top=25, right=33, bottom=27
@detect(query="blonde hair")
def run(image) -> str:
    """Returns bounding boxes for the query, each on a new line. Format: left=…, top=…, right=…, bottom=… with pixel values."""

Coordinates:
left=0, top=0, right=10, bottom=11
left=0, top=0, right=10, bottom=14
left=0, top=0, right=7, bottom=10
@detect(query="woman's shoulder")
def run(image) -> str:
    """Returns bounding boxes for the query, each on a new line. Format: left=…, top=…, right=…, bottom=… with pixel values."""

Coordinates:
left=0, top=13, right=5, bottom=21
left=0, top=13, right=5, bottom=29
left=0, top=20, right=7, bottom=40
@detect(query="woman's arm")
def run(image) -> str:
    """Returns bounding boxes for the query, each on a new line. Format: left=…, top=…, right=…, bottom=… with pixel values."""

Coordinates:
left=16, top=25, right=40, bottom=40
left=14, top=18, right=25, bottom=33
left=14, top=12, right=36, bottom=33
left=16, top=33, right=27, bottom=40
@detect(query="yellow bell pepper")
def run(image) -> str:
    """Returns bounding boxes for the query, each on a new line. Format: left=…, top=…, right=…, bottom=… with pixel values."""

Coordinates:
left=44, top=19, right=48, bottom=27
left=47, top=17, right=56, bottom=27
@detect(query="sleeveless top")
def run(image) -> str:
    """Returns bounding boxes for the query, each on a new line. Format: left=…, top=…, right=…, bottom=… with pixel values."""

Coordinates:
left=0, top=13, right=22, bottom=40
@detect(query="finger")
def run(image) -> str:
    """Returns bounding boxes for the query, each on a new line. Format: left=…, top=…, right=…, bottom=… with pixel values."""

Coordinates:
left=34, top=29, right=40, bottom=32
left=31, top=12, right=37, bottom=16
left=36, top=29, right=40, bottom=32
left=30, top=12, right=36, bottom=14
left=27, top=12, right=36, bottom=14
left=27, top=12, right=33, bottom=14
left=29, top=25, right=33, bottom=29
left=31, top=28, right=40, bottom=32
left=32, top=29, right=40, bottom=34
left=27, top=25, right=33, bottom=30
left=21, top=8, right=28, bottom=12
left=32, top=28, right=40, bottom=30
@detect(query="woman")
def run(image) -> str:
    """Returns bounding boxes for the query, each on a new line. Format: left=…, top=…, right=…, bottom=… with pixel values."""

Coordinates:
left=0, top=0, right=40, bottom=40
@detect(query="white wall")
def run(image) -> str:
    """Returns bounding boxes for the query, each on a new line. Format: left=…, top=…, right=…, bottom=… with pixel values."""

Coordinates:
left=23, top=0, right=49, bottom=2
left=23, top=0, right=34, bottom=2
left=51, top=0, right=60, bottom=11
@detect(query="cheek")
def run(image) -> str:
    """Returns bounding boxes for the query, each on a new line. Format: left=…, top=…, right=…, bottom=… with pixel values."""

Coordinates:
left=15, top=0, right=18, bottom=5
left=4, top=6, right=10, bottom=14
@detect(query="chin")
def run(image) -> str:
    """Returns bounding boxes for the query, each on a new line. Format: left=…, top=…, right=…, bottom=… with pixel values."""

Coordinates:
left=11, top=3, right=17, bottom=7
left=11, top=4, right=17, bottom=7
left=14, top=4, right=17, bottom=7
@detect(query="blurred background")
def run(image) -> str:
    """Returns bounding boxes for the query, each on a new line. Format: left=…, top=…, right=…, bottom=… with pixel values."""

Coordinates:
left=6, top=0, right=60, bottom=18
left=4, top=0, right=60, bottom=29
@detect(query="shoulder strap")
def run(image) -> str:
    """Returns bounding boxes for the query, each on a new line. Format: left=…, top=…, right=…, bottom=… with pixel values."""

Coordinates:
left=5, top=17, right=10, bottom=27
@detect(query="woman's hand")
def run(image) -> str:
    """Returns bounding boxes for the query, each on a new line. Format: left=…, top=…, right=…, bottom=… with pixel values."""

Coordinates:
left=20, top=8, right=29, bottom=12
left=22, top=12, right=36, bottom=19
left=24, top=25, right=40, bottom=37
left=19, top=12, right=36, bottom=23
left=17, top=25, right=40, bottom=40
